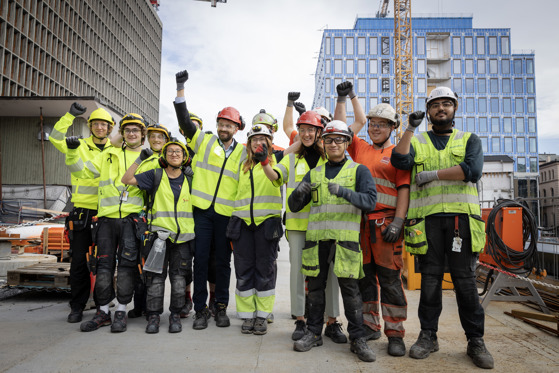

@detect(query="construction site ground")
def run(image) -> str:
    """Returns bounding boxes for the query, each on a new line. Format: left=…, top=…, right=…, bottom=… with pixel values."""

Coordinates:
left=0, top=236, right=557, bottom=373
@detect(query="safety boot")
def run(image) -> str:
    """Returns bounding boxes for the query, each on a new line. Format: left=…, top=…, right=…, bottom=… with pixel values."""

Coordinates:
left=169, top=313, right=182, bottom=333
left=193, top=308, right=211, bottom=330
left=409, top=330, right=439, bottom=359
left=180, top=296, right=193, bottom=318
left=467, top=337, right=494, bottom=369
left=214, top=303, right=230, bottom=327
left=67, top=308, right=83, bottom=323
left=293, top=330, right=323, bottom=352
left=324, top=321, right=348, bottom=344
left=241, top=318, right=255, bottom=334
left=111, top=311, right=127, bottom=333
left=146, top=314, right=160, bottom=334
left=291, top=320, right=307, bottom=341
left=80, top=310, right=111, bottom=332
left=253, top=317, right=267, bottom=335
left=350, top=337, right=376, bottom=362
left=387, top=336, right=406, bottom=356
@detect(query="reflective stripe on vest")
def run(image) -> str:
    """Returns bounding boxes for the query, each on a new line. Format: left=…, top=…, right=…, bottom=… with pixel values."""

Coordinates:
left=372, top=177, right=397, bottom=208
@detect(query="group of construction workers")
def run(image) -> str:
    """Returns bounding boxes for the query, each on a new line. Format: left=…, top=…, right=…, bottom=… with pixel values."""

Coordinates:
left=49, top=67, right=493, bottom=369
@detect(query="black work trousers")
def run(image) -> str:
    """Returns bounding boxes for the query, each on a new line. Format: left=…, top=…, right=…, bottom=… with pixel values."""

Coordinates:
left=417, top=214, right=485, bottom=339
left=307, top=240, right=365, bottom=340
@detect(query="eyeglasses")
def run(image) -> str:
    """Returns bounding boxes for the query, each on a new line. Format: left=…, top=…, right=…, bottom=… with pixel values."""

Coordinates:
left=323, top=137, right=347, bottom=144
left=429, top=101, right=455, bottom=110
left=148, top=133, right=166, bottom=140
left=217, top=122, right=236, bottom=130
left=90, top=122, right=108, bottom=128
left=123, top=128, right=141, bottom=134
left=166, top=149, right=183, bottom=155
left=299, top=127, right=317, bottom=135
left=251, top=136, right=267, bottom=143
left=368, top=121, right=392, bottom=129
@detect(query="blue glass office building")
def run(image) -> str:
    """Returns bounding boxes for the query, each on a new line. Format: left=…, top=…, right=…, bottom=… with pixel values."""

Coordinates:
left=313, top=15, right=538, bottom=186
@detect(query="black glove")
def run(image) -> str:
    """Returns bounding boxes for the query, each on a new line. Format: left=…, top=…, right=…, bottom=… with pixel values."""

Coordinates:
left=253, top=143, right=268, bottom=163
left=69, top=102, right=86, bottom=117
left=382, top=217, right=405, bottom=243
left=294, top=102, right=306, bottom=116
left=287, top=92, right=300, bottom=107
left=408, top=111, right=425, bottom=129
left=135, top=148, right=153, bottom=165
left=66, top=136, right=81, bottom=149
left=176, top=70, right=188, bottom=91
left=336, top=81, right=356, bottom=101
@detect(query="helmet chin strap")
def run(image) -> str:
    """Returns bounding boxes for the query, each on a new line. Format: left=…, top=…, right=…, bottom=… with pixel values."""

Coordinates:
left=372, top=129, right=393, bottom=151
left=124, top=141, right=142, bottom=150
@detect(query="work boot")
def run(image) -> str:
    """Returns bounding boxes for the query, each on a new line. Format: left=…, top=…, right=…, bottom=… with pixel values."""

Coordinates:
left=364, top=325, right=382, bottom=341
left=180, top=297, right=193, bottom=318
left=214, top=303, right=230, bottom=327
left=80, top=310, right=111, bottom=332
left=145, top=314, right=160, bottom=334
left=241, top=318, right=255, bottom=334
left=350, top=337, right=376, bottom=362
left=267, top=313, right=274, bottom=323
left=409, top=330, right=439, bottom=359
left=467, top=337, right=494, bottom=369
left=291, top=320, right=307, bottom=341
left=293, top=330, right=323, bottom=352
left=192, top=308, right=211, bottom=330
left=127, top=308, right=144, bottom=319
left=169, top=313, right=182, bottom=333
left=67, top=308, right=83, bottom=323
left=111, top=311, right=127, bottom=333
left=324, top=321, right=348, bottom=344
left=253, top=317, right=267, bottom=335
left=387, top=336, right=406, bottom=357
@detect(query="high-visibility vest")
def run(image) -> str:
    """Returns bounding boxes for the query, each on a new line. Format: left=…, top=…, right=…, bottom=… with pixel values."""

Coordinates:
left=232, top=163, right=282, bottom=226
left=66, top=146, right=143, bottom=218
left=49, top=112, right=112, bottom=210
left=408, top=130, right=481, bottom=219
left=136, top=153, right=160, bottom=174
left=189, top=130, right=246, bottom=217
left=148, top=170, right=195, bottom=243
left=273, top=153, right=327, bottom=231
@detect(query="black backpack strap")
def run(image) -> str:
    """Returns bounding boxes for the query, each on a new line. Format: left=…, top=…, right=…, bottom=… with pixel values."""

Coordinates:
left=147, top=168, right=164, bottom=229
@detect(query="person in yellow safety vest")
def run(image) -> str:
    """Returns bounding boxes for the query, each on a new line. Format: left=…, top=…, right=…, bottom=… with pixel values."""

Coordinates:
left=391, top=86, right=493, bottom=369
left=65, top=113, right=148, bottom=334
left=282, top=91, right=333, bottom=146
left=122, top=140, right=194, bottom=334
left=173, top=69, right=246, bottom=330
left=225, top=124, right=283, bottom=335
left=262, top=110, right=347, bottom=344
left=49, top=102, right=114, bottom=324
left=288, top=120, right=378, bottom=362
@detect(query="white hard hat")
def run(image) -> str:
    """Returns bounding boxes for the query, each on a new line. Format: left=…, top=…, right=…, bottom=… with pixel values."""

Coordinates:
left=322, top=120, right=353, bottom=144
left=426, top=87, right=459, bottom=108
left=312, top=106, right=333, bottom=121
left=247, top=124, right=273, bottom=140
left=367, top=103, right=400, bottom=128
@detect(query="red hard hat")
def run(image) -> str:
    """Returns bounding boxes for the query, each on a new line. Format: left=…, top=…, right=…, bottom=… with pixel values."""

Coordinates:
left=296, top=111, right=323, bottom=129
left=217, top=107, right=245, bottom=130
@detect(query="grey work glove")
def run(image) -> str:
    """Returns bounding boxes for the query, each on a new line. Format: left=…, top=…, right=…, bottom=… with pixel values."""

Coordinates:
left=176, top=70, right=189, bottom=91
left=408, top=111, right=425, bottom=129
left=415, top=170, right=438, bottom=187
left=336, top=81, right=356, bottom=102
left=292, top=181, right=311, bottom=201
left=65, top=136, right=81, bottom=149
left=294, top=102, right=306, bottom=116
left=69, top=102, right=86, bottom=117
left=328, top=182, right=349, bottom=198
left=382, top=217, right=405, bottom=243
left=287, top=92, right=300, bottom=107
left=135, top=148, right=153, bottom=164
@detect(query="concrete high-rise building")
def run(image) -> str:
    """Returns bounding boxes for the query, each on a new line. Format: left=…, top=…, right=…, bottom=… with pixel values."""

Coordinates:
left=313, top=15, right=538, bottom=201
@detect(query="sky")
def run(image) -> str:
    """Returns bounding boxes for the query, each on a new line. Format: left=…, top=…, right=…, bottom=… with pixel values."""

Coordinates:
left=155, top=0, right=559, bottom=153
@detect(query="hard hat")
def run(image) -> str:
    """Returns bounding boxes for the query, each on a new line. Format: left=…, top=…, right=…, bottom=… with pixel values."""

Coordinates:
left=296, top=111, right=323, bottom=129
left=161, top=140, right=189, bottom=166
left=119, top=113, right=146, bottom=132
left=190, top=113, right=203, bottom=130
left=367, top=103, right=400, bottom=129
left=252, top=109, right=278, bottom=132
left=247, top=124, right=273, bottom=140
left=425, top=87, right=459, bottom=108
left=322, top=120, right=353, bottom=144
left=312, top=106, right=333, bottom=122
left=147, top=123, right=170, bottom=141
left=217, top=107, right=245, bottom=130
left=88, top=108, right=114, bottom=129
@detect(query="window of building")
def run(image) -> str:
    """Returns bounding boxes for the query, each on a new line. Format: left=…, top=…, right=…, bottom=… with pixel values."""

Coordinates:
left=453, top=78, right=462, bottom=93
left=382, top=37, right=390, bottom=54
left=517, top=137, right=525, bottom=153
left=465, top=78, right=474, bottom=93
left=526, top=78, right=535, bottom=94
left=325, top=37, right=331, bottom=55
left=516, top=117, right=524, bottom=132
left=481, top=118, right=488, bottom=132
left=501, top=78, right=510, bottom=93
left=514, top=78, right=523, bottom=93
left=370, top=78, right=378, bottom=93
left=480, top=137, right=488, bottom=152
left=515, top=98, right=524, bottom=113
left=528, top=117, right=536, bottom=132
left=453, top=59, right=461, bottom=74
left=504, top=117, right=512, bottom=132
left=325, top=59, right=331, bottom=73
left=358, top=78, right=366, bottom=93
left=467, top=117, right=475, bottom=132
left=466, top=97, right=475, bottom=112
left=490, top=78, right=498, bottom=93
left=370, top=97, right=378, bottom=107
left=526, top=59, right=534, bottom=74
left=478, top=98, right=487, bottom=113
left=478, top=78, right=486, bottom=93
left=530, top=158, right=538, bottom=173
left=489, top=59, right=498, bottom=74
left=417, top=78, right=426, bottom=93
left=477, top=59, right=486, bottom=74
left=346, top=59, right=354, bottom=74
left=529, top=137, right=537, bottom=153
left=454, top=117, right=463, bottom=130
left=489, top=37, right=497, bottom=54
left=514, top=59, right=522, bottom=74
left=417, top=59, right=426, bottom=74
left=527, top=98, right=535, bottom=113
left=517, top=157, right=526, bottom=172
left=503, top=98, right=511, bottom=113
left=465, top=37, right=473, bottom=55
left=477, top=36, right=485, bottom=54
left=491, top=117, right=500, bottom=132
left=381, top=59, right=389, bottom=74
left=370, top=59, right=378, bottom=74
left=334, top=59, right=342, bottom=74
left=346, top=37, right=354, bottom=55
left=504, top=137, right=512, bottom=152
left=382, top=78, right=389, bottom=92
left=490, top=98, right=499, bottom=112
left=465, top=59, right=474, bottom=74
left=492, top=137, right=500, bottom=152
left=453, top=37, right=461, bottom=54
left=358, top=97, right=366, bottom=111
left=325, top=78, right=330, bottom=93
left=501, top=59, right=510, bottom=74
left=416, top=37, right=425, bottom=54
left=334, top=37, right=342, bottom=54
left=358, top=37, right=366, bottom=55
left=501, top=36, right=510, bottom=54
left=369, top=37, right=377, bottom=55
left=358, top=59, right=366, bottom=74
left=457, top=99, right=463, bottom=114
left=381, top=97, right=390, bottom=104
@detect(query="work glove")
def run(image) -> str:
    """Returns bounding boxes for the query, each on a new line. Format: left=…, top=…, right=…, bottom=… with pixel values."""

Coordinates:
left=294, top=181, right=311, bottom=198
left=294, top=102, right=306, bottom=116
left=253, top=143, right=269, bottom=164
left=176, top=70, right=189, bottom=91
left=328, top=182, right=349, bottom=198
left=336, top=81, right=356, bottom=102
left=69, top=102, right=86, bottom=117
left=408, top=111, right=425, bottom=129
left=415, top=170, right=438, bottom=187
left=135, top=148, right=153, bottom=164
left=382, top=217, right=405, bottom=243
left=65, top=136, right=81, bottom=149
left=287, top=92, right=300, bottom=107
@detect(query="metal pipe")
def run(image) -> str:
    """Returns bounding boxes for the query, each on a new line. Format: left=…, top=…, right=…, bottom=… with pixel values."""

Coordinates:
left=40, top=107, right=47, bottom=210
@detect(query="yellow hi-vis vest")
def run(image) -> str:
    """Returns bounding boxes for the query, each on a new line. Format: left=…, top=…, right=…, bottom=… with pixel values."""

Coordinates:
left=49, top=112, right=112, bottom=210
left=189, top=129, right=246, bottom=217
left=408, top=130, right=481, bottom=219
left=232, top=163, right=282, bottom=226
left=302, top=161, right=364, bottom=279
left=66, top=146, right=143, bottom=218
left=273, top=153, right=327, bottom=231
left=148, top=170, right=195, bottom=243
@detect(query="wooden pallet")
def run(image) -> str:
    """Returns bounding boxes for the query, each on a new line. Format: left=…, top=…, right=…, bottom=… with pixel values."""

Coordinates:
left=7, top=262, right=70, bottom=290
